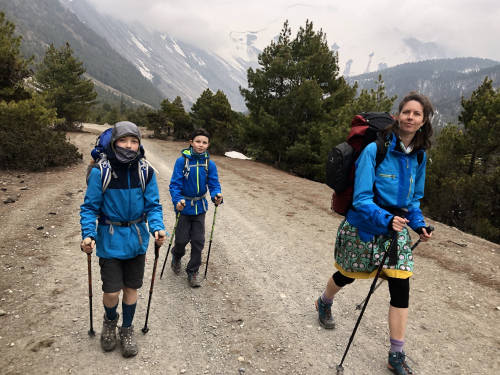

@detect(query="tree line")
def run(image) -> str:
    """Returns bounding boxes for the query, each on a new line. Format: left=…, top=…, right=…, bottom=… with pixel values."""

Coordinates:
left=1, top=13, right=498, bottom=244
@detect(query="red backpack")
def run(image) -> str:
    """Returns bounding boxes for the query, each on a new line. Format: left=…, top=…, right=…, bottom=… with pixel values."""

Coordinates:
left=326, top=112, right=395, bottom=215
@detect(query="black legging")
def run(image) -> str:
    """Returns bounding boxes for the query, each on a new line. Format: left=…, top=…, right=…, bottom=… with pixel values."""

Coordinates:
left=332, top=271, right=410, bottom=308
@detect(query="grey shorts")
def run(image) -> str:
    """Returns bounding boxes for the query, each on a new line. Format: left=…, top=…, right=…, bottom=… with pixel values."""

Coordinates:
left=99, top=254, right=146, bottom=293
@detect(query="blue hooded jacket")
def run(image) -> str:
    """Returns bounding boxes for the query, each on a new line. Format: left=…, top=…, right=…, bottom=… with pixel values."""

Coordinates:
left=346, top=133, right=427, bottom=241
left=80, top=126, right=165, bottom=259
left=169, top=148, right=222, bottom=215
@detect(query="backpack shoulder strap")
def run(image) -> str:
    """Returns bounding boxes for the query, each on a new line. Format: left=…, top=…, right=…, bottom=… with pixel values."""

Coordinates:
left=98, top=159, right=112, bottom=193
left=183, top=155, right=190, bottom=179
left=139, top=159, right=149, bottom=193
left=374, top=135, right=389, bottom=169
left=417, top=151, right=424, bottom=165
left=182, top=155, right=209, bottom=178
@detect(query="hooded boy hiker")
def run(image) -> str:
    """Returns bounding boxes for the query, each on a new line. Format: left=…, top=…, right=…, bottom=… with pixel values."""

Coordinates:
left=80, top=121, right=166, bottom=357
left=169, top=129, right=222, bottom=287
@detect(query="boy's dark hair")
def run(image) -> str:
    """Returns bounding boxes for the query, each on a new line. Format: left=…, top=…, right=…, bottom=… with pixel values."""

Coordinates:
left=189, top=128, right=210, bottom=141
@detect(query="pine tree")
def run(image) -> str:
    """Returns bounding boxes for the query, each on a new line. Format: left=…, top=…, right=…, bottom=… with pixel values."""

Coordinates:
left=240, top=20, right=356, bottom=179
left=34, top=42, right=98, bottom=131
left=0, top=13, right=81, bottom=170
left=160, top=96, right=192, bottom=139
left=191, top=89, right=237, bottom=153
left=0, top=12, right=32, bottom=102
left=425, top=77, right=500, bottom=243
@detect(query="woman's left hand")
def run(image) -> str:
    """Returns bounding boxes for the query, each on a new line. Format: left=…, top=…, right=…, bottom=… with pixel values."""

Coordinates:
left=418, top=227, right=433, bottom=242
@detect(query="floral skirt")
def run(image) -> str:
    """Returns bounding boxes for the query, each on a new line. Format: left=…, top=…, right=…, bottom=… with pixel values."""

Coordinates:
left=334, top=220, right=414, bottom=280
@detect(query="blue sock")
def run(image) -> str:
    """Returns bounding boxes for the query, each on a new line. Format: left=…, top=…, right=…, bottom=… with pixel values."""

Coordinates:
left=321, top=291, right=334, bottom=305
left=104, top=303, right=118, bottom=321
left=122, top=302, right=137, bottom=328
left=390, top=337, right=405, bottom=353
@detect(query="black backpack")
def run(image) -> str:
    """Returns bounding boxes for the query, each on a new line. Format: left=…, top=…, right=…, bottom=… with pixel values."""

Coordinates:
left=326, top=112, right=423, bottom=216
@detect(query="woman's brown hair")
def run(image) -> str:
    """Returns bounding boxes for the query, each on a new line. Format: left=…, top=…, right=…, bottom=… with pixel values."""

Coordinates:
left=384, top=91, right=434, bottom=150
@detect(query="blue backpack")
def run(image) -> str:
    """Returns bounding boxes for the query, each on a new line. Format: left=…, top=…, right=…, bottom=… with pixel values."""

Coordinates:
left=86, top=128, right=150, bottom=192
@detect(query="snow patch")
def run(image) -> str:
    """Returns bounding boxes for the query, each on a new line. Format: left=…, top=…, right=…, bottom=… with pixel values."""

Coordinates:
left=135, top=60, right=152, bottom=80
left=191, top=53, right=206, bottom=67
left=129, top=32, right=150, bottom=57
left=225, top=151, right=251, bottom=160
left=171, top=39, right=186, bottom=58
left=194, top=70, right=208, bottom=85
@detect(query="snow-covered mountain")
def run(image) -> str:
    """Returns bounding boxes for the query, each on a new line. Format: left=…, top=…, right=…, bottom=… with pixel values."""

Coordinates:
left=61, top=0, right=258, bottom=112
left=60, top=0, right=461, bottom=112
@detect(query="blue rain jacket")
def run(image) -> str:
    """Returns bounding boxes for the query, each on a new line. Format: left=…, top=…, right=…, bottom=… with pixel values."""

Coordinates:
left=346, top=133, right=427, bottom=241
left=169, top=148, right=222, bottom=215
left=80, top=144, right=165, bottom=259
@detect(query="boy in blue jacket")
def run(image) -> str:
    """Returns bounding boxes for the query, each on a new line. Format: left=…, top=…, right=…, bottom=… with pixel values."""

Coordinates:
left=169, top=129, right=222, bottom=287
left=80, top=121, right=166, bottom=357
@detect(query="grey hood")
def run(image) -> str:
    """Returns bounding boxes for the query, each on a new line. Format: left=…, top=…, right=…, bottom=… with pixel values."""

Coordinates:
left=111, top=121, right=141, bottom=147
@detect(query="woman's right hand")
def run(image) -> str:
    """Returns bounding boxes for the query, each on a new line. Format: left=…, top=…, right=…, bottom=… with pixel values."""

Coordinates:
left=391, top=216, right=409, bottom=232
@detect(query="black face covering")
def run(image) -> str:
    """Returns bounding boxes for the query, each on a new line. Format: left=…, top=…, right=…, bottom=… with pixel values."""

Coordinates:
left=114, top=145, right=139, bottom=164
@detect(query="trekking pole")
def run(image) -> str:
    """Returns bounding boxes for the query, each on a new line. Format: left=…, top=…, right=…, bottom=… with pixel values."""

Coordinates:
left=204, top=204, right=219, bottom=279
left=83, top=238, right=95, bottom=336
left=142, top=230, right=166, bottom=334
left=336, top=225, right=403, bottom=374
left=354, top=225, right=435, bottom=310
left=160, top=207, right=183, bottom=279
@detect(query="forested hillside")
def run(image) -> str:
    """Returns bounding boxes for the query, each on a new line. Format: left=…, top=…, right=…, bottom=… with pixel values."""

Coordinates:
left=0, top=0, right=164, bottom=108
left=348, top=58, right=500, bottom=126
left=1, top=8, right=499, bottom=244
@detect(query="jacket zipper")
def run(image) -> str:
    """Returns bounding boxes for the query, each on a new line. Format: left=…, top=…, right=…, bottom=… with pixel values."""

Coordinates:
left=378, top=173, right=396, bottom=178
left=408, top=175, right=413, bottom=199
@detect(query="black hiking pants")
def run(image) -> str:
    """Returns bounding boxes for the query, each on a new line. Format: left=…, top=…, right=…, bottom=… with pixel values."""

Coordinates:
left=171, top=212, right=206, bottom=274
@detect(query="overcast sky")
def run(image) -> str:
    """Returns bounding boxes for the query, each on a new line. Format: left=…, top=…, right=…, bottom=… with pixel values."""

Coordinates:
left=86, top=0, right=500, bottom=75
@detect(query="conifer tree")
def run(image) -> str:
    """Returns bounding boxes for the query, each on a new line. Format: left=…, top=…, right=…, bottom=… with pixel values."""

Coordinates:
left=425, top=78, right=500, bottom=243
left=0, top=12, right=32, bottom=102
left=34, top=42, right=98, bottom=131
left=160, top=96, right=192, bottom=139
left=240, top=20, right=356, bottom=179
left=0, top=13, right=81, bottom=170
left=191, top=89, right=237, bottom=153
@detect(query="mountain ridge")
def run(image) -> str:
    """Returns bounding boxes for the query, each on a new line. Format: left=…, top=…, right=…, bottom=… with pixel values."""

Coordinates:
left=347, top=57, right=500, bottom=125
left=2, top=0, right=499, bottom=118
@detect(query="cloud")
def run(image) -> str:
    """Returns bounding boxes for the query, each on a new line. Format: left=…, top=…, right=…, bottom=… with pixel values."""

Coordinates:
left=86, top=0, right=500, bottom=69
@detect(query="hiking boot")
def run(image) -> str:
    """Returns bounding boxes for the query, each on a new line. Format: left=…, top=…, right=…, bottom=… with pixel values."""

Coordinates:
left=388, top=350, right=413, bottom=374
left=188, top=271, right=201, bottom=287
left=315, top=296, right=335, bottom=329
left=100, top=313, right=119, bottom=352
left=119, top=325, right=138, bottom=358
left=171, top=253, right=181, bottom=274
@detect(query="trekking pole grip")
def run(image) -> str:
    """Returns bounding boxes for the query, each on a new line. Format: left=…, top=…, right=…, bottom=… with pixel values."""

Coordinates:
left=155, top=230, right=165, bottom=256
left=411, top=225, right=435, bottom=250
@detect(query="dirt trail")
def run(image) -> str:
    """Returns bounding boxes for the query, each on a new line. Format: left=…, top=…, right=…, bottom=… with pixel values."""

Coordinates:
left=0, top=124, right=498, bottom=375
